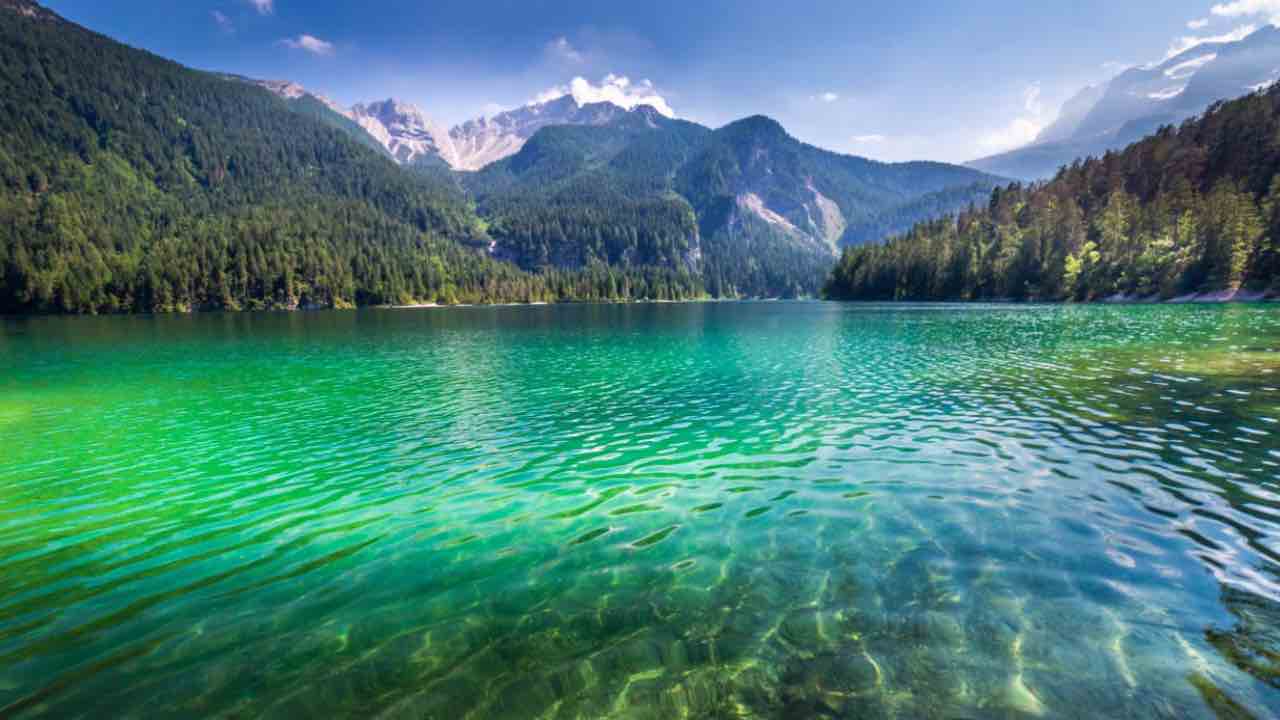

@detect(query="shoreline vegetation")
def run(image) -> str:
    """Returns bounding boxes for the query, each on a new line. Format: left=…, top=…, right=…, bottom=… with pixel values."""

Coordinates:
left=824, top=86, right=1280, bottom=303
left=5, top=292, right=1275, bottom=319
left=4, top=0, right=1280, bottom=317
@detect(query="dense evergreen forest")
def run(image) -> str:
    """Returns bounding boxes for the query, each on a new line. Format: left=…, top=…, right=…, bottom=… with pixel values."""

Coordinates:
left=0, top=1, right=708, bottom=313
left=466, top=113, right=998, bottom=299
left=0, top=0, right=1006, bottom=314
left=825, top=85, right=1280, bottom=302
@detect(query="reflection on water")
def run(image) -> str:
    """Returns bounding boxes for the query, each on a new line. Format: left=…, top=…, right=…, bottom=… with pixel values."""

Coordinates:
left=1, top=302, right=1279, bottom=718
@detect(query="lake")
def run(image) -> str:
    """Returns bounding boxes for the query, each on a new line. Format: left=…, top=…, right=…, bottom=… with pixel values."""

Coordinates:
left=1, top=302, right=1279, bottom=718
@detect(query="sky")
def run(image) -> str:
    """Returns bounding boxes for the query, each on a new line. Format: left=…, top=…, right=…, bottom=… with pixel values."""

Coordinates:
left=40, top=0, right=1280, bottom=163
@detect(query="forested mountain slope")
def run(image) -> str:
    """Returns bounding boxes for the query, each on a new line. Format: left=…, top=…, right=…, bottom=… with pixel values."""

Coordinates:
left=826, top=86, right=1280, bottom=302
left=0, top=0, right=528, bottom=312
left=465, top=112, right=1001, bottom=298
left=0, top=0, right=1002, bottom=311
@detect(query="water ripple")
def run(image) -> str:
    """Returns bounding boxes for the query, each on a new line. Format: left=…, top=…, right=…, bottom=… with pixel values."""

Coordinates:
left=0, top=303, right=1278, bottom=718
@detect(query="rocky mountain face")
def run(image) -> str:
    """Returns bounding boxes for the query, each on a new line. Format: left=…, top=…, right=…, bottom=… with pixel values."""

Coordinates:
left=448, top=96, right=651, bottom=171
left=673, top=116, right=1000, bottom=254
left=463, top=109, right=1001, bottom=296
left=347, top=100, right=458, bottom=167
left=971, top=25, right=1280, bottom=180
left=255, top=82, right=655, bottom=172
left=0, top=0, right=53, bottom=20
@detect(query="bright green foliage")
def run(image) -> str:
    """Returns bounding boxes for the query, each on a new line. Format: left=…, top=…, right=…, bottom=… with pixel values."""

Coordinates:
left=0, top=4, right=708, bottom=312
left=0, top=1, right=1000, bottom=313
left=825, top=88, right=1280, bottom=301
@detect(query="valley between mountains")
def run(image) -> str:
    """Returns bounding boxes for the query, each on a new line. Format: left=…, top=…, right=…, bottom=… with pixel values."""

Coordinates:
left=0, top=0, right=1000, bottom=313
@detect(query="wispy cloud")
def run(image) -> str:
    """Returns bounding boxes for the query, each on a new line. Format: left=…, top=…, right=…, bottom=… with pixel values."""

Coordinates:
left=812, top=92, right=840, bottom=103
left=281, top=34, right=335, bottom=56
left=976, top=82, right=1048, bottom=155
left=1165, top=52, right=1218, bottom=79
left=532, top=74, right=675, bottom=118
left=1212, top=0, right=1280, bottom=24
left=545, top=37, right=584, bottom=64
left=246, top=0, right=274, bottom=15
left=1165, top=24, right=1257, bottom=59
left=851, top=134, right=886, bottom=144
left=211, top=10, right=234, bottom=34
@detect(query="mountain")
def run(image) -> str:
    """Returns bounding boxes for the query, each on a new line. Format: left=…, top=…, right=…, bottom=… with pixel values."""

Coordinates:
left=449, top=95, right=652, bottom=171
left=347, top=100, right=457, bottom=168
left=465, top=110, right=1002, bottom=297
left=827, top=82, right=1280, bottom=302
left=257, top=83, right=663, bottom=172
left=971, top=25, right=1280, bottom=180
left=0, top=0, right=575, bottom=313
left=1034, top=83, right=1109, bottom=145
left=0, top=0, right=1004, bottom=312
left=225, top=77, right=395, bottom=159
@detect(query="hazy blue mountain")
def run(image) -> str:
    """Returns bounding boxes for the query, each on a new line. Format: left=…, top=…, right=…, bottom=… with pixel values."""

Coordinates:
left=971, top=25, right=1280, bottom=180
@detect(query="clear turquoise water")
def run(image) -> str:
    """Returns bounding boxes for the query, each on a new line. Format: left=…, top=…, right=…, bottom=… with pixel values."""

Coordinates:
left=1, top=302, right=1279, bottom=719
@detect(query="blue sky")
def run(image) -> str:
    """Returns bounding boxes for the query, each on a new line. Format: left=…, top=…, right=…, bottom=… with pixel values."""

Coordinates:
left=42, top=0, right=1280, bottom=163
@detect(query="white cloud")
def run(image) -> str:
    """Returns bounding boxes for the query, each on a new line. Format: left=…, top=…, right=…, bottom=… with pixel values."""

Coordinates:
left=1149, top=85, right=1188, bottom=100
left=211, top=11, right=233, bottom=33
left=545, top=37, right=584, bottom=64
left=246, top=0, right=274, bottom=15
left=1212, top=0, right=1280, bottom=24
left=976, top=82, right=1049, bottom=154
left=281, top=34, right=335, bottom=56
left=1165, top=53, right=1218, bottom=79
left=532, top=74, right=676, bottom=118
left=1023, top=83, right=1045, bottom=115
left=812, top=92, right=840, bottom=103
left=1188, top=18, right=1211, bottom=29
left=851, top=134, right=886, bottom=143
left=1165, top=24, right=1257, bottom=59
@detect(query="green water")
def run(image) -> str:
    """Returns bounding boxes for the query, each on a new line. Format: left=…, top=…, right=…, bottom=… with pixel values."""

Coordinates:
left=2, top=303, right=1279, bottom=719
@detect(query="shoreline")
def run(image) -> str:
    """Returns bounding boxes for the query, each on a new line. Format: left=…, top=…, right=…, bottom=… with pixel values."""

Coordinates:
left=4, top=295, right=1277, bottom=318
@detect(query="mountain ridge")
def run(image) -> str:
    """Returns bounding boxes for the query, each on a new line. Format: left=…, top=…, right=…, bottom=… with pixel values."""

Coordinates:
left=0, top=0, right=1006, bottom=311
left=970, top=25, right=1280, bottom=180
left=256, top=82, right=677, bottom=172
left=829, top=82, right=1280, bottom=302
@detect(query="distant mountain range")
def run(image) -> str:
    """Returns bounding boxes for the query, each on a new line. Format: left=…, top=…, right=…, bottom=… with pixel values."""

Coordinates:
left=253, top=81, right=662, bottom=172
left=249, top=79, right=1001, bottom=262
left=970, top=25, right=1280, bottom=180
left=0, top=0, right=1002, bottom=313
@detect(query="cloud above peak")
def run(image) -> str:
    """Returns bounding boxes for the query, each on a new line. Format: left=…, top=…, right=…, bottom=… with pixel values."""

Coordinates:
left=281, top=35, right=335, bottom=56
left=545, top=37, right=584, bottom=64
left=976, top=82, right=1048, bottom=155
left=1212, top=0, right=1280, bottom=24
left=533, top=75, right=676, bottom=118
left=1165, top=23, right=1257, bottom=60
left=212, top=11, right=233, bottom=34
left=246, top=0, right=274, bottom=15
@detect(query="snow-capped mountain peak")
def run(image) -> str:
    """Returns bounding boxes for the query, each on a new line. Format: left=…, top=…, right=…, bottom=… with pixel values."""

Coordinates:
left=254, top=77, right=674, bottom=172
